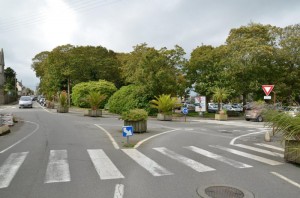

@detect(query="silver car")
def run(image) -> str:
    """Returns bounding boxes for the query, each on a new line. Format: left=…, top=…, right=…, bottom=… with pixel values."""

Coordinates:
left=19, top=96, right=33, bottom=108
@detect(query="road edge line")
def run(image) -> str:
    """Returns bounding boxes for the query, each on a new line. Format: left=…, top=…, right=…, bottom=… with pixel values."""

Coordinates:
left=134, top=129, right=179, bottom=149
left=94, top=124, right=120, bottom=150
left=0, top=121, right=39, bottom=154
left=271, top=172, right=300, bottom=189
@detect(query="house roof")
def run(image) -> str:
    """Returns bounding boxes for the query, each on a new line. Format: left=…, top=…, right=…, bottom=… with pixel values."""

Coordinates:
left=0, top=48, right=4, bottom=66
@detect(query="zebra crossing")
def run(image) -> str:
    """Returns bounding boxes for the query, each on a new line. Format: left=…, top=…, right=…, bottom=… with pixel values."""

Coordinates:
left=0, top=143, right=284, bottom=189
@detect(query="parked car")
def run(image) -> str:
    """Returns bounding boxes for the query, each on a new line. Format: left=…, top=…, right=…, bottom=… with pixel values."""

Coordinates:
left=284, top=106, right=300, bottom=117
left=244, top=103, right=265, bottom=122
left=208, top=103, right=218, bottom=113
left=19, top=96, right=33, bottom=108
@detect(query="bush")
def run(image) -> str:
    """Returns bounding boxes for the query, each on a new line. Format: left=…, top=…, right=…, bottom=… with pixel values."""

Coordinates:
left=108, top=85, right=151, bottom=114
left=121, top=109, right=148, bottom=121
left=59, top=91, right=68, bottom=107
left=72, top=80, right=117, bottom=108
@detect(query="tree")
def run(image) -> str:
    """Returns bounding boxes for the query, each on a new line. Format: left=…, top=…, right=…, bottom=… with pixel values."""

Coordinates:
left=120, top=43, right=187, bottom=97
left=212, top=87, right=229, bottom=111
left=4, top=67, right=17, bottom=95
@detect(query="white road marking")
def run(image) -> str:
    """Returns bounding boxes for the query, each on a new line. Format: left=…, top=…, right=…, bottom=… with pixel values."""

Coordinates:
left=153, top=147, right=215, bottom=172
left=210, top=145, right=283, bottom=165
left=271, top=172, right=300, bottom=189
left=122, top=149, right=173, bottom=176
left=255, top=143, right=284, bottom=152
left=87, top=149, right=124, bottom=180
left=134, top=129, right=179, bottom=149
left=230, top=131, right=265, bottom=145
left=114, top=184, right=125, bottom=198
left=234, top=144, right=284, bottom=158
left=94, top=124, right=120, bottom=150
left=0, top=152, right=28, bottom=188
left=185, top=146, right=252, bottom=168
left=44, top=150, right=71, bottom=183
left=0, top=121, right=39, bottom=154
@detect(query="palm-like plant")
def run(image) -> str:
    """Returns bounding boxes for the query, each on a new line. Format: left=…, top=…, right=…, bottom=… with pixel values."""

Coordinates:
left=150, top=94, right=179, bottom=115
left=212, top=87, right=229, bottom=112
left=85, top=91, right=107, bottom=110
left=59, top=91, right=68, bottom=107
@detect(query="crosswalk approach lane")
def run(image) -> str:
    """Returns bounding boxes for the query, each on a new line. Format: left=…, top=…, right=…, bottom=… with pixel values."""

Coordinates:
left=0, top=143, right=284, bottom=189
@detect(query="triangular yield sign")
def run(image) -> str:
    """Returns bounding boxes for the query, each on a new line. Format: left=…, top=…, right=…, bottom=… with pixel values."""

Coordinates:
left=262, top=85, right=274, bottom=96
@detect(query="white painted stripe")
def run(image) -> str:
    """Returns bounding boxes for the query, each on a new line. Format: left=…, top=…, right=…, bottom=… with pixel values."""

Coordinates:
left=122, top=149, right=173, bottom=176
left=153, top=147, right=215, bottom=172
left=87, top=149, right=124, bottom=180
left=44, top=150, right=71, bottom=183
left=185, top=146, right=252, bottom=169
left=271, top=172, right=300, bottom=189
left=210, top=145, right=283, bottom=165
left=0, top=121, right=39, bottom=153
left=134, top=129, right=179, bottom=149
left=230, top=131, right=265, bottom=145
left=255, top=143, right=284, bottom=152
left=0, top=152, right=28, bottom=188
left=114, top=184, right=124, bottom=198
left=234, top=144, right=284, bottom=158
left=94, top=124, right=120, bottom=150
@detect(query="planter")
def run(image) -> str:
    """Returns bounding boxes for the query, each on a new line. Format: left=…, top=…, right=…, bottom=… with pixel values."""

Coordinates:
left=157, top=113, right=172, bottom=121
left=88, top=109, right=102, bottom=117
left=57, top=106, right=69, bottom=113
left=215, top=114, right=228, bottom=121
left=284, top=139, right=300, bottom=164
left=124, top=120, right=147, bottom=133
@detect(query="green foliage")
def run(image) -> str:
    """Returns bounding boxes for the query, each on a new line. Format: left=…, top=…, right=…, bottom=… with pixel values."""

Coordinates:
left=85, top=91, right=107, bottom=110
left=32, top=44, right=123, bottom=95
left=264, top=110, right=300, bottom=140
left=150, top=94, right=179, bottom=114
left=59, top=91, right=68, bottom=107
left=108, top=85, right=151, bottom=114
left=72, top=80, right=117, bottom=108
left=120, top=43, right=187, bottom=97
left=212, top=87, right=229, bottom=104
left=121, top=109, right=148, bottom=121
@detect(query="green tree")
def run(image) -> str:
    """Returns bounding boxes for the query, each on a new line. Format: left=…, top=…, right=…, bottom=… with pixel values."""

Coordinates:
left=120, top=43, right=186, bottom=97
left=4, top=67, right=17, bottom=95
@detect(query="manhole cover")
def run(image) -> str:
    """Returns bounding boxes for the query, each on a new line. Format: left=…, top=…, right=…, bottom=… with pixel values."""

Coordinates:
left=197, top=185, right=254, bottom=198
left=205, top=186, right=244, bottom=198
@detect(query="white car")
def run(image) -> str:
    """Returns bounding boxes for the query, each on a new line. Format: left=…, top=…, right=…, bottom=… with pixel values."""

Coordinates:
left=19, top=96, right=33, bottom=108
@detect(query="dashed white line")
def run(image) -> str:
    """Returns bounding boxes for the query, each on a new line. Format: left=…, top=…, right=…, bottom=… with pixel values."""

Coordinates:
left=122, top=149, right=173, bottom=176
left=153, top=147, right=215, bottom=172
left=185, top=146, right=252, bottom=168
left=0, top=152, right=28, bottom=188
left=87, top=149, right=124, bottom=180
left=44, top=150, right=71, bottom=183
left=114, top=184, right=124, bottom=198
left=210, top=145, right=283, bottom=165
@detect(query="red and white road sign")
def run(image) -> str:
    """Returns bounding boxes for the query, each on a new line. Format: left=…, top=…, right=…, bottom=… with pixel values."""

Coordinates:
left=262, top=85, right=274, bottom=96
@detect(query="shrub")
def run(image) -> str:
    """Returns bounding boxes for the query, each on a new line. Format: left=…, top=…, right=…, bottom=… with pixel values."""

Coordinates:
left=121, top=109, right=148, bottom=121
left=108, top=85, right=151, bottom=114
left=72, top=80, right=117, bottom=108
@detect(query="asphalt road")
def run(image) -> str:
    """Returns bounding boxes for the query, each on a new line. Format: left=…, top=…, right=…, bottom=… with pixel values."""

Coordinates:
left=0, top=102, right=300, bottom=198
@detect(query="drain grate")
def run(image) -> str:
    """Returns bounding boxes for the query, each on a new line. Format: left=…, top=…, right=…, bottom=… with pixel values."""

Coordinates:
left=197, top=185, right=254, bottom=198
left=205, top=186, right=244, bottom=198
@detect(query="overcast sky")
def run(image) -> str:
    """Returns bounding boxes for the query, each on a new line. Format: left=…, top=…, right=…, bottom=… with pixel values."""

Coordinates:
left=0, top=0, right=300, bottom=90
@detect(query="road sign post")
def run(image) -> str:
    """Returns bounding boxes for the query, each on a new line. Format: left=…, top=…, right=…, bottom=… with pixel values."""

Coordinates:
left=122, top=126, right=133, bottom=144
left=182, top=107, right=188, bottom=122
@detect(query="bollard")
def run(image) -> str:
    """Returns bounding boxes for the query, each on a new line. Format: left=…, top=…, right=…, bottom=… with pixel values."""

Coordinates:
left=264, top=131, right=271, bottom=142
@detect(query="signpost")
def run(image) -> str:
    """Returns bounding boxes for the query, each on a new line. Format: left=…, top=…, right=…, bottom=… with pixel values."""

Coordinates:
left=262, top=85, right=274, bottom=100
left=182, top=107, right=188, bottom=122
left=122, top=126, right=133, bottom=144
